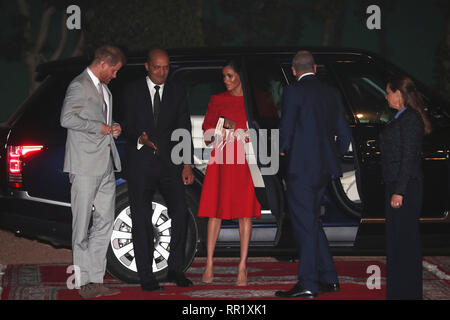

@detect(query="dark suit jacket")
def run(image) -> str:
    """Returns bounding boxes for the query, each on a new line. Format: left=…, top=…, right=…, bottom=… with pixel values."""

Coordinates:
left=279, top=74, right=351, bottom=185
left=121, top=77, right=193, bottom=174
left=379, top=107, right=424, bottom=196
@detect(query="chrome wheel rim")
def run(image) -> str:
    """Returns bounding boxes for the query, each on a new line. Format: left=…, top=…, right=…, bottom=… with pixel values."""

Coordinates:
left=110, top=202, right=172, bottom=273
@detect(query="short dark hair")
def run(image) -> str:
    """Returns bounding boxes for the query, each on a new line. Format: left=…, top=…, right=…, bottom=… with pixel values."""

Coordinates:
left=292, top=50, right=315, bottom=73
left=93, top=45, right=126, bottom=66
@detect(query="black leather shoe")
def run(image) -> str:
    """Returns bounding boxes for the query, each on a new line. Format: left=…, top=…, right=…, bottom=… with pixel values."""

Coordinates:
left=141, top=281, right=164, bottom=292
left=275, top=282, right=317, bottom=299
left=318, top=282, right=340, bottom=293
left=166, top=271, right=194, bottom=287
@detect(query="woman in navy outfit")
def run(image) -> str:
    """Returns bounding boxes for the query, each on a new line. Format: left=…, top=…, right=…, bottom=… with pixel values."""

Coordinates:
left=380, top=75, right=432, bottom=300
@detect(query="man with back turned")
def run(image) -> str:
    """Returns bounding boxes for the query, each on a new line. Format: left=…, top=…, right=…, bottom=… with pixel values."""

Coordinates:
left=276, top=50, right=351, bottom=298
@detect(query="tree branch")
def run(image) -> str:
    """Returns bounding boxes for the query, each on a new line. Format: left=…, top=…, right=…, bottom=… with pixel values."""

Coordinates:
left=16, top=0, right=31, bottom=44
left=34, top=5, right=55, bottom=54
left=71, top=31, right=84, bottom=57
left=50, top=12, right=68, bottom=60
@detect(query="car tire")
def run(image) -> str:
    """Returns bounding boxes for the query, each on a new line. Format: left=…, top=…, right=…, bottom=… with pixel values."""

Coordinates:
left=329, top=177, right=363, bottom=219
left=106, top=186, right=198, bottom=284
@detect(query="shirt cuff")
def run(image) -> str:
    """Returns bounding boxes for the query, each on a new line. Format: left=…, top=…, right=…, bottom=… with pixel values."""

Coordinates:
left=137, top=137, right=143, bottom=150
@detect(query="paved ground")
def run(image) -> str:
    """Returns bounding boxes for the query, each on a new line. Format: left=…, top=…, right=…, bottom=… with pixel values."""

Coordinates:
left=0, top=229, right=72, bottom=265
left=1, top=228, right=449, bottom=300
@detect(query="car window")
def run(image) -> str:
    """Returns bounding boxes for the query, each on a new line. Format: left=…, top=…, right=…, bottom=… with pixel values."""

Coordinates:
left=332, top=61, right=395, bottom=124
left=109, top=64, right=147, bottom=123
left=170, top=67, right=225, bottom=116
left=415, top=83, right=450, bottom=129
left=281, top=63, right=336, bottom=87
left=169, top=67, right=225, bottom=171
left=246, top=57, right=287, bottom=129
left=246, top=58, right=340, bottom=129
left=12, top=74, right=76, bottom=130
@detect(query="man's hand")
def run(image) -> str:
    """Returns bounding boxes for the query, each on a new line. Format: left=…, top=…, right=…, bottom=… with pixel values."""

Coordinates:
left=182, top=164, right=194, bottom=185
left=139, top=131, right=158, bottom=150
left=112, top=124, right=122, bottom=138
left=390, top=194, right=403, bottom=209
left=101, top=123, right=112, bottom=135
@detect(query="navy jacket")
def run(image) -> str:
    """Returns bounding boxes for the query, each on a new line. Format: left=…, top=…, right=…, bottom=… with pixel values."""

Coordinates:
left=379, top=107, right=424, bottom=196
left=279, top=74, right=351, bottom=185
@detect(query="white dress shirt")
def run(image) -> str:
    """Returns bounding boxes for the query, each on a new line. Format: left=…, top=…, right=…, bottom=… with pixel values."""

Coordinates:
left=137, top=76, right=165, bottom=149
left=87, top=67, right=110, bottom=124
left=297, top=72, right=315, bottom=82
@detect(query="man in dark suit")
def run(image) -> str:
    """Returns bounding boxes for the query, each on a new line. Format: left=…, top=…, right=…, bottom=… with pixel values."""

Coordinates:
left=121, top=48, right=195, bottom=292
left=276, top=51, right=351, bottom=298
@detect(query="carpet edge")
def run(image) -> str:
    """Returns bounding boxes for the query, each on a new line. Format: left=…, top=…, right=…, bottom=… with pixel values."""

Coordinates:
left=0, top=264, right=6, bottom=300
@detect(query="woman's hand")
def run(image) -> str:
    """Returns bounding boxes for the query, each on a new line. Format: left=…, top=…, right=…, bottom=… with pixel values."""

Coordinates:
left=390, top=194, right=403, bottom=209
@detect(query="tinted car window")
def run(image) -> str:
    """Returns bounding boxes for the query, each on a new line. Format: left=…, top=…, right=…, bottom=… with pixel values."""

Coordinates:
left=246, top=57, right=286, bottom=129
left=281, top=63, right=336, bottom=87
left=13, top=75, right=75, bottom=130
left=332, top=61, right=395, bottom=124
left=171, top=67, right=225, bottom=116
left=170, top=67, right=225, bottom=170
left=109, top=64, right=147, bottom=123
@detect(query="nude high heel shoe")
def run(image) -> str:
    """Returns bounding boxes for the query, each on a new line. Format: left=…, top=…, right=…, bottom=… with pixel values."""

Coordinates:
left=202, top=266, right=214, bottom=284
left=236, top=268, right=248, bottom=286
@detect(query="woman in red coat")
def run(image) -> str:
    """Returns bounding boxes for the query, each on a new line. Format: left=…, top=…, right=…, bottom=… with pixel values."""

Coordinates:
left=197, top=60, right=261, bottom=286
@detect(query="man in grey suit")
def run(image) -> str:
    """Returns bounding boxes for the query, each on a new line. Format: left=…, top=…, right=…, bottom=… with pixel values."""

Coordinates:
left=60, top=45, right=125, bottom=299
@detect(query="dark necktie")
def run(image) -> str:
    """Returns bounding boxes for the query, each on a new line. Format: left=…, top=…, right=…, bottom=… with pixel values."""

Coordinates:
left=153, top=85, right=161, bottom=125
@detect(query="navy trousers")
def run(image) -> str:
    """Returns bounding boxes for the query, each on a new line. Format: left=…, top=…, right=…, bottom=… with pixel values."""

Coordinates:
left=286, top=174, right=338, bottom=293
left=385, top=180, right=423, bottom=300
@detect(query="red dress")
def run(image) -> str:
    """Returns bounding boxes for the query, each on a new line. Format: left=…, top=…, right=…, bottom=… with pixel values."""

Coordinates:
left=197, top=91, right=261, bottom=220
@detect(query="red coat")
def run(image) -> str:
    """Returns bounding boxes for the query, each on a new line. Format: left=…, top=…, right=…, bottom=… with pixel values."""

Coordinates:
left=197, top=92, right=261, bottom=220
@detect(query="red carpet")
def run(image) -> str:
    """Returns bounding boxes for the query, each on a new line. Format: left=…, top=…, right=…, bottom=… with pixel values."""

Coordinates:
left=1, top=257, right=449, bottom=300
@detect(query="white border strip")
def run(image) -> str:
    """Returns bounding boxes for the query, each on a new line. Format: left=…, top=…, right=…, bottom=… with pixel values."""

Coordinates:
left=0, top=264, right=6, bottom=300
left=423, top=260, right=450, bottom=280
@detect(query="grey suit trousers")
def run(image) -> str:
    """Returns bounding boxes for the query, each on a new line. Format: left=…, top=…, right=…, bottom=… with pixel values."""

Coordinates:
left=69, top=158, right=115, bottom=286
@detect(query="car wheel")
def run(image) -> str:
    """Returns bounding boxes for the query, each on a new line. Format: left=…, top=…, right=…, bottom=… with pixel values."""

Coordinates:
left=106, top=188, right=198, bottom=284
left=329, top=171, right=363, bottom=219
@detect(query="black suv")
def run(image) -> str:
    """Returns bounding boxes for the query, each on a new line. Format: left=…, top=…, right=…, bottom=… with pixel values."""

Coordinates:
left=1, top=47, right=449, bottom=283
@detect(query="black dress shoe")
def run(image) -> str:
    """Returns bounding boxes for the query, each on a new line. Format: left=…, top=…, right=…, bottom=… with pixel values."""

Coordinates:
left=318, top=282, right=340, bottom=293
left=166, top=271, right=194, bottom=287
left=275, top=282, right=317, bottom=299
left=141, top=281, right=164, bottom=292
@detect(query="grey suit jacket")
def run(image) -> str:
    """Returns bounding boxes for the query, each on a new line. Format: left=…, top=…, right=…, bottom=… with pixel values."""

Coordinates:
left=60, top=68, right=121, bottom=176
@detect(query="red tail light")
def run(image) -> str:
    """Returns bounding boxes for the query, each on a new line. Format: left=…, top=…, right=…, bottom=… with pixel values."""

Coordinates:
left=7, top=145, right=44, bottom=188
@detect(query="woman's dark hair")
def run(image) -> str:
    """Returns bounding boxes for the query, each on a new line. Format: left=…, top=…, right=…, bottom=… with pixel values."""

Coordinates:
left=223, top=59, right=242, bottom=74
left=388, top=75, right=432, bottom=135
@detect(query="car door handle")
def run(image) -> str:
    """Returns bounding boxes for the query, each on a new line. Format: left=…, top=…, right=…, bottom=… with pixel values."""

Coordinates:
left=343, top=152, right=354, bottom=160
left=366, top=139, right=377, bottom=147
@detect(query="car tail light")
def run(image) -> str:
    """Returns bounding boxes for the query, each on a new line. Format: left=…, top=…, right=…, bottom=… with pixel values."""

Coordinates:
left=7, top=145, right=44, bottom=188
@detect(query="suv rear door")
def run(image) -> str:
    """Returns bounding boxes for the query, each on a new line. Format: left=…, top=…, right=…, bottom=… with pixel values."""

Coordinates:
left=244, top=54, right=361, bottom=248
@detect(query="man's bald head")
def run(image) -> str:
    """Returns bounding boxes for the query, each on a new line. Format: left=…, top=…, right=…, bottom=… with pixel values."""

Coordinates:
left=147, top=48, right=169, bottom=64
left=292, top=50, right=316, bottom=74
left=145, top=48, right=170, bottom=85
